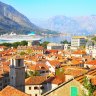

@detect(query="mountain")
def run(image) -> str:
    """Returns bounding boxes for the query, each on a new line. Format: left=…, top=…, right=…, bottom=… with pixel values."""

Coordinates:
left=0, top=1, right=50, bottom=35
left=73, top=15, right=96, bottom=34
left=31, top=15, right=96, bottom=35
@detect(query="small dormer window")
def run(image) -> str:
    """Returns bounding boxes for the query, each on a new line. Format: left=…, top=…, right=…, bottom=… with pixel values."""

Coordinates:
left=41, top=67, right=45, bottom=70
left=29, top=87, right=31, bottom=90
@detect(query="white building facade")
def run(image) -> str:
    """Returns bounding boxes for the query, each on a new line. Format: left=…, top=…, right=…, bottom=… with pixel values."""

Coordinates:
left=86, top=41, right=96, bottom=58
left=47, top=43, right=64, bottom=50
left=71, top=36, right=86, bottom=49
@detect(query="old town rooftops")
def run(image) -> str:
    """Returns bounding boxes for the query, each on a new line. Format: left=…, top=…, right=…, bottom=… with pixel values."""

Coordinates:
left=17, top=45, right=44, bottom=50
left=86, top=60, right=96, bottom=65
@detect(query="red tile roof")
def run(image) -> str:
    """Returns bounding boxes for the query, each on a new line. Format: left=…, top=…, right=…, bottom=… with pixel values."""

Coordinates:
left=46, top=50, right=58, bottom=53
left=64, top=67, right=87, bottom=76
left=48, top=60, right=60, bottom=67
left=0, top=46, right=7, bottom=49
left=91, top=77, right=96, bottom=85
left=86, top=60, right=96, bottom=65
left=0, top=85, right=30, bottom=96
left=72, top=50, right=86, bottom=55
left=47, top=76, right=65, bottom=85
left=25, top=76, right=47, bottom=85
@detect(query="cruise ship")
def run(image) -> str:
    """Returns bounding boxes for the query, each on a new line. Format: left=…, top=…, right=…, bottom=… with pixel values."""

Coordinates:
left=0, top=32, right=42, bottom=42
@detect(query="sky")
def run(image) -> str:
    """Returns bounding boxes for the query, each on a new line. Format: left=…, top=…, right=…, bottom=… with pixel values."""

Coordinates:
left=0, top=0, right=96, bottom=20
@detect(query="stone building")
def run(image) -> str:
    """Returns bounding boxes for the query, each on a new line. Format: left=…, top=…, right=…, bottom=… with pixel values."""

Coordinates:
left=9, top=56, right=25, bottom=92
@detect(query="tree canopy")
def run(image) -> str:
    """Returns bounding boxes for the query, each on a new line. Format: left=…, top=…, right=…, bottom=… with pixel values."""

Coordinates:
left=0, top=40, right=28, bottom=48
left=92, top=36, right=96, bottom=42
left=83, top=76, right=96, bottom=96
left=60, top=40, right=71, bottom=44
left=40, top=41, right=50, bottom=49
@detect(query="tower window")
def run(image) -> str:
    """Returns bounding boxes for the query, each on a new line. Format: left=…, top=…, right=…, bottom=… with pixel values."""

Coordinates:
left=12, top=77, right=13, bottom=79
left=0, top=83, right=2, bottom=86
left=18, top=59, right=21, bottom=67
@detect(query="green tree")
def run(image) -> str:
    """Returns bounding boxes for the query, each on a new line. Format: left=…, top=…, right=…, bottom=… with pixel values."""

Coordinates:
left=25, top=70, right=40, bottom=78
left=20, top=51, right=26, bottom=55
left=80, top=45, right=85, bottom=49
left=25, top=71, right=30, bottom=78
left=40, top=41, right=50, bottom=49
left=0, top=43, right=12, bottom=47
left=27, top=48, right=33, bottom=54
left=13, top=42, right=20, bottom=48
left=55, top=68, right=65, bottom=82
left=83, top=76, right=96, bottom=96
left=60, top=40, right=70, bottom=44
left=20, top=41, right=28, bottom=46
left=0, top=41, right=28, bottom=48
left=34, top=71, right=40, bottom=76
left=27, top=71, right=34, bottom=77
left=92, top=36, right=96, bottom=41
left=56, top=68, right=64, bottom=75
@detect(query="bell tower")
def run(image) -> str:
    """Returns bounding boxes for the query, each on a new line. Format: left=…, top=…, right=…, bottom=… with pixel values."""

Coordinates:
left=9, top=57, right=25, bottom=92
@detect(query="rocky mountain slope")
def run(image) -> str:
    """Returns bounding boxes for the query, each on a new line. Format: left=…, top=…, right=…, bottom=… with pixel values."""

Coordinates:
left=0, top=1, right=47, bottom=35
left=32, top=15, right=96, bottom=35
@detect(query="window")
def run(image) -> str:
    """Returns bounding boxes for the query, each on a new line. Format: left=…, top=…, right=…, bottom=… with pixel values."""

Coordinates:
left=41, top=71, right=45, bottom=73
left=46, top=70, right=49, bottom=73
left=0, top=83, right=2, bottom=86
left=4, top=79, right=7, bottom=83
left=41, top=67, right=45, bottom=70
left=18, top=59, right=21, bottom=67
left=34, top=86, right=38, bottom=90
left=40, top=86, right=44, bottom=89
left=12, top=76, right=13, bottom=79
left=29, top=87, right=31, bottom=90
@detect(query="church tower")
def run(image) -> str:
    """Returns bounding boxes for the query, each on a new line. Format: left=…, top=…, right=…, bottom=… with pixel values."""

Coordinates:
left=9, top=57, right=25, bottom=92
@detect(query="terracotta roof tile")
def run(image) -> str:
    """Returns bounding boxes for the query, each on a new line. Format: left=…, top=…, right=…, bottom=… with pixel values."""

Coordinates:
left=72, top=50, right=86, bottom=55
left=48, top=60, right=60, bottom=67
left=64, top=67, right=87, bottom=76
left=0, top=85, right=30, bottom=96
left=86, top=60, right=96, bottom=65
left=47, top=76, right=64, bottom=85
left=25, top=76, right=47, bottom=85
left=91, top=77, right=96, bottom=85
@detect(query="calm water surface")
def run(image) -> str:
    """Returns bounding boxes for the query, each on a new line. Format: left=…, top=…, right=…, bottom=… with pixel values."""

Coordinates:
left=41, top=35, right=71, bottom=43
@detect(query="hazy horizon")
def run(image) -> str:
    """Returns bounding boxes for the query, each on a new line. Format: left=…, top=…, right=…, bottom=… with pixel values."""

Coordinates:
left=0, top=0, right=96, bottom=20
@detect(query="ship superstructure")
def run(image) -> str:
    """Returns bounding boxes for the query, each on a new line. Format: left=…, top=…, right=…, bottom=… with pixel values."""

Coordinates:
left=0, top=32, right=42, bottom=42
